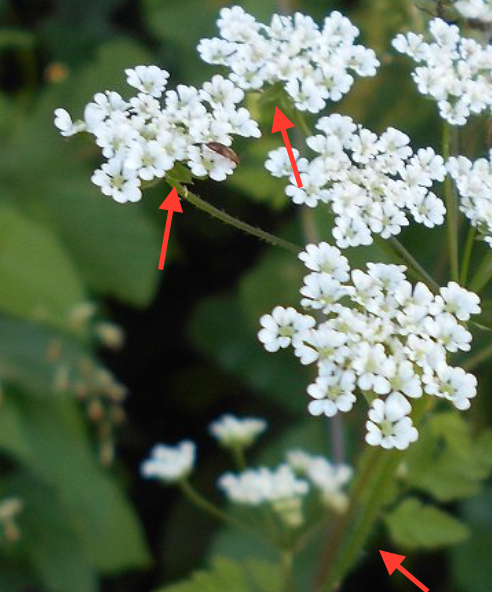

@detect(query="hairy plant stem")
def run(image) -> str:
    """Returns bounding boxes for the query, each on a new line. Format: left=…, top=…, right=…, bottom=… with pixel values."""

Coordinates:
left=443, top=122, right=460, bottom=282
left=312, top=398, right=428, bottom=592
left=312, top=448, right=399, bottom=592
left=178, top=186, right=301, bottom=254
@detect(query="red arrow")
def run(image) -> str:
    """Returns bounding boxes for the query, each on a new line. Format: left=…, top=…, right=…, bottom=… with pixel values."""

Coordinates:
left=158, top=187, right=183, bottom=270
left=271, top=107, right=303, bottom=188
left=380, top=551, right=429, bottom=592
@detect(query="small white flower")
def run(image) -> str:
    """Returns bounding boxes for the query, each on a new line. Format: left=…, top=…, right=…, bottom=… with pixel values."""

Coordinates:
left=54, top=108, right=85, bottom=137
left=141, top=441, right=196, bottom=483
left=209, top=415, right=267, bottom=449
left=258, top=306, right=315, bottom=352
left=125, top=65, right=170, bottom=97
left=365, top=393, right=419, bottom=450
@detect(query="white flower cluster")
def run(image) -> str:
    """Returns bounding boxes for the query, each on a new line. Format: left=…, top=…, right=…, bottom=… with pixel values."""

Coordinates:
left=54, top=67, right=260, bottom=203
left=393, top=19, right=492, bottom=125
left=455, top=0, right=492, bottom=22
left=266, top=115, right=446, bottom=248
left=198, top=7, right=378, bottom=114
left=209, top=414, right=266, bottom=449
left=219, top=449, right=352, bottom=527
left=141, top=441, right=195, bottom=483
left=448, top=152, right=492, bottom=247
left=259, top=243, right=480, bottom=450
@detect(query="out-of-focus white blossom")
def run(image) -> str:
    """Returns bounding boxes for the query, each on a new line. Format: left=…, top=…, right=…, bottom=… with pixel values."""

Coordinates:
left=455, top=0, right=492, bottom=22
left=198, top=7, right=379, bottom=113
left=448, top=153, right=492, bottom=248
left=219, top=465, right=309, bottom=527
left=55, top=68, right=260, bottom=203
left=209, top=415, right=267, bottom=449
left=141, top=441, right=195, bottom=483
left=287, top=450, right=352, bottom=512
left=393, top=18, right=492, bottom=125
left=267, top=115, right=446, bottom=248
left=258, top=243, right=481, bottom=450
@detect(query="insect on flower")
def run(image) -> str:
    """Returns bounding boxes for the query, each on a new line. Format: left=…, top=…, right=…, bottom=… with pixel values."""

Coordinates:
left=206, top=142, right=240, bottom=165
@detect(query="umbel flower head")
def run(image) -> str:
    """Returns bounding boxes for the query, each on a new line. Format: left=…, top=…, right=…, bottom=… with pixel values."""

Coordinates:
left=447, top=151, right=492, bottom=248
left=259, top=243, right=480, bottom=450
left=54, top=66, right=260, bottom=203
left=393, top=18, right=492, bottom=125
left=198, top=7, right=379, bottom=114
left=266, top=114, right=446, bottom=248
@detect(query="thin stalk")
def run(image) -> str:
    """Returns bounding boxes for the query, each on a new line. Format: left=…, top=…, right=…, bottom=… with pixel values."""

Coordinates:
left=443, top=122, right=460, bottom=282
left=179, top=186, right=301, bottom=255
left=377, top=236, right=440, bottom=292
left=460, top=225, right=476, bottom=286
left=470, top=251, right=492, bottom=293
left=179, top=480, right=271, bottom=547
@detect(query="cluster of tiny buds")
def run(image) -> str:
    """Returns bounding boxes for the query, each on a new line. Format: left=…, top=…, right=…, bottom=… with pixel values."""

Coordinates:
left=259, top=242, right=480, bottom=450
left=198, top=6, right=378, bottom=114
left=141, top=415, right=352, bottom=528
left=266, top=114, right=446, bottom=248
left=55, top=66, right=260, bottom=204
left=393, top=18, right=492, bottom=125
left=48, top=302, right=128, bottom=466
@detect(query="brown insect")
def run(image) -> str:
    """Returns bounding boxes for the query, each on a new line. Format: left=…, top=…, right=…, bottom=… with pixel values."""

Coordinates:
left=205, top=142, right=240, bottom=165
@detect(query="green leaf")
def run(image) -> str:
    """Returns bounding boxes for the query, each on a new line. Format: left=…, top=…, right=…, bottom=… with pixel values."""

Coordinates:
left=3, top=394, right=150, bottom=574
left=0, top=204, right=85, bottom=328
left=188, top=294, right=309, bottom=412
left=6, top=473, right=98, bottom=592
left=0, top=312, right=107, bottom=398
left=452, top=486, right=492, bottom=592
left=154, top=557, right=281, bottom=592
left=404, top=413, right=492, bottom=502
left=385, top=498, right=470, bottom=549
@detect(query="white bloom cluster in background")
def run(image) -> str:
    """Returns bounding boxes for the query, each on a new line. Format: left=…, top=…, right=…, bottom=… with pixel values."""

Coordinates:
left=219, top=449, right=352, bottom=527
left=198, top=7, right=379, bottom=113
left=209, top=414, right=267, bottom=450
left=455, top=0, right=492, bottom=22
left=393, top=18, right=492, bottom=125
left=142, top=415, right=352, bottom=528
left=259, top=243, right=481, bottom=450
left=54, top=67, right=260, bottom=203
left=141, top=441, right=195, bottom=483
left=266, top=115, right=446, bottom=248
left=448, top=152, right=492, bottom=247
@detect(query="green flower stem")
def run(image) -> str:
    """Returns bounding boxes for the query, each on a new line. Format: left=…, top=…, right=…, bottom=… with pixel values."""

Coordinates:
left=443, top=122, right=460, bottom=282
left=313, top=399, right=429, bottom=592
left=179, top=186, right=301, bottom=254
left=377, top=236, right=440, bottom=292
left=179, top=480, right=271, bottom=547
left=470, top=251, right=492, bottom=293
left=312, top=448, right=398, bottom=592
left=460, top=225, right=476, bottom=286
left=281, top=549, right=295, bottom=592
left=230, top=446, right=247, bottom=471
